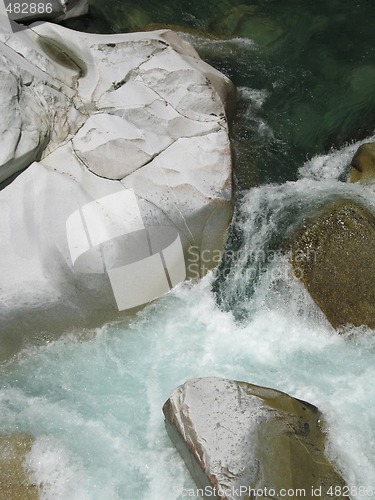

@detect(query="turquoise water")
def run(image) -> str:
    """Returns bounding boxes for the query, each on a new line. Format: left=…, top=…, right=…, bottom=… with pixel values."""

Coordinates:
left=1, top=0, right=375, bottom=498
left=2, top=139, right=375, bottom=498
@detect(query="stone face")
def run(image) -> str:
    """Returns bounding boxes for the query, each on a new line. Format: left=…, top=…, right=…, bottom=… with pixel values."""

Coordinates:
left=0, top=433, right=37, bottom=499
left=291, top=199, right=375, bottom=329
left=349, top=142, right=375, bottom=183
left=0, top=19, right=234, bottom=357
left=163, top=378, right=347, bottom=500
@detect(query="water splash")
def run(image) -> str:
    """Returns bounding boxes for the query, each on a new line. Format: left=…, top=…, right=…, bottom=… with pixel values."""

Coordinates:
left=1, top=140, right=375, bottom=498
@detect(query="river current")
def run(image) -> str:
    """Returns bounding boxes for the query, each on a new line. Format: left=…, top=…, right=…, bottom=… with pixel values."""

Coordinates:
left=1, top=0, right=375, bottom=498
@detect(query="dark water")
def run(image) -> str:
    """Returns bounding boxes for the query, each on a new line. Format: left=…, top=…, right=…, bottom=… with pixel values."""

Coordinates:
left=64, top=0, right=375, bottom=187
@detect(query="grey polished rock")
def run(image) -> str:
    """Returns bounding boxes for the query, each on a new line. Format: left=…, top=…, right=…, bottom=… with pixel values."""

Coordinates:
left=163, top=377, right=348, bottom=500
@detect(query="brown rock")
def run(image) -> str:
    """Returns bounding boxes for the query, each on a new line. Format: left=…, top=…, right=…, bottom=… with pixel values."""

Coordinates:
left=0, top=433, right=38, bottom=499
left=291, top=199, right=375, bottom=329
left=349, top=142, right=375, bottom=183
left=163, top=377, right=347, bottom=500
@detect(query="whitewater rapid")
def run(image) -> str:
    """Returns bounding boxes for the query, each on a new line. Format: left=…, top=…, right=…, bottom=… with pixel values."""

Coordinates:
left=1, top=135, right=375, bottom=498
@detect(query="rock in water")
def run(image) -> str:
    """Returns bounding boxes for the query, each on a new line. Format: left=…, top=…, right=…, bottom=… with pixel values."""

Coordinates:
left=163, top=377, right=347, bottom=500
left=291, top=199, right=375, bottom=329
left=349, top=142, right=375, bottom=183
left=0, top=433, right=38, bottom=499
left=0, top=17, right=234, bottom=356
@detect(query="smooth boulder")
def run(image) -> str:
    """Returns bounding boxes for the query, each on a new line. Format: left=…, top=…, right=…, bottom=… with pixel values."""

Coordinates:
left=349, top=142, right=375, bottom=183
left=163, top=377, right=347, bottom=500
left=0, top=19, right=234, bottom=358
left=291, top=199, right=375, bottom=329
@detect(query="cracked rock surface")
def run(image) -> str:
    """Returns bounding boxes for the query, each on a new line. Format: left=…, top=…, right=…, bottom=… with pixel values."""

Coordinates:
left=163, top=378, right=348, bottom=500
left=0, top=17, right=234, bottom=358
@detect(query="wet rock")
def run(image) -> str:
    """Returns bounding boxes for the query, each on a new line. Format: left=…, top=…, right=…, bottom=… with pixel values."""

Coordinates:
left=291, top=199, right=375, bottom=329
left=210, top=5, right=258, bottom=36
left=0, top=433, right=37, bottom=499
left=111, top=6, right=151, bottom=33
left=348, top=65, right=375, bottom=99
left=349, top=142, right=375, bottom=183
left=211, top=5, right=283, bottom=46
left=163, top=377, right=347, bottom=499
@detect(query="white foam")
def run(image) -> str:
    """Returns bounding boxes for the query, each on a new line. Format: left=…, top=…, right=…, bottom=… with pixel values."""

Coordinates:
left=25, top=436, right=94, bottom=500
left=298, top=132, right=375, bottom=181
left=0, top=266, right=374, bottom=498
left=238, top=86, right=269, bottom=109
left=1, top=143, right=375, bottom=498
left=179, top=33, right=257, bottom=52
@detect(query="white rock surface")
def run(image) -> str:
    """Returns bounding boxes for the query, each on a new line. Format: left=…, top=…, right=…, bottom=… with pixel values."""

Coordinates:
left=0, top=17, right=234, bottom=357
left=0, top=14, right=83, bottom=183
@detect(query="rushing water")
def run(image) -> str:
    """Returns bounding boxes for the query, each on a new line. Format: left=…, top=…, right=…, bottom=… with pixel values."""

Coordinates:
left=2, top=139, right=375, bottom=498
left=1, top=0, right=375, bottom=498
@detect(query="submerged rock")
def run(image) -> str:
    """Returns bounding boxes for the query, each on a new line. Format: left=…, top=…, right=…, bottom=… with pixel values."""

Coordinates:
left=210, top=5, right=258, bottom=35
left=163, top=377, right=347, bottom=499
left=349, top=142, right=375, bottom=183
left=113, top=6, right=151, bottom=33
left=0, top=433, right=37, bottom=499
left=291, top=199, right=375, bottom=329
left=0, top=18, right=234, bottom=357
left=211, top=4, right=284, bottom=46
